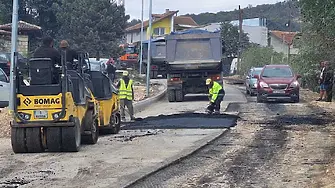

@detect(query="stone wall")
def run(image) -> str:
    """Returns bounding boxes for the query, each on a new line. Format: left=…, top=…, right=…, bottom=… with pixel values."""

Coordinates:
left=0, top=35, right=29, bottom=56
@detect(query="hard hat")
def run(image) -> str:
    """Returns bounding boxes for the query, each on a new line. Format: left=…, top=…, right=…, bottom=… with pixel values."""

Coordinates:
left=206, top=78, right=212, bottom=85
left=123, top=71, right=129, bottom=76
left=60, top=40, right=69, bottom=48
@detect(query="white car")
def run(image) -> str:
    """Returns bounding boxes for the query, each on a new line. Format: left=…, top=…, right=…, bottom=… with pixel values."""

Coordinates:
left=89, top=58, right=109, bottom=72
left=0, top=68, right=9, bottom=108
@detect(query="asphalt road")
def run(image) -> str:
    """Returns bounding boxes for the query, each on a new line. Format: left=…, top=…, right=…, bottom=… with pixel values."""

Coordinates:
left=0, top=83, right=245, bottom=188
left=127, top=85, right=335, bottom=188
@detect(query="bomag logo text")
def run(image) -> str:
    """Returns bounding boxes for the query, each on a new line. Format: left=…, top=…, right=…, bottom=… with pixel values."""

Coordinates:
left=34, top=98, right=60, bottom=105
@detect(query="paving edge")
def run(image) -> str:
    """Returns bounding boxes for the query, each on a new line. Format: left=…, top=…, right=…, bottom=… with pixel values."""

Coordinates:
left=122, top=128, right=230, bottom=188
left=133, top=83, right=167, bottom=114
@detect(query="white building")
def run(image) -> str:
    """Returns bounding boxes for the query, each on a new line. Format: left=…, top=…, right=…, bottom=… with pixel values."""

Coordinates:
left=268, top=30, right=299, bottom=55
left=200, top=18, right=269, bottom=47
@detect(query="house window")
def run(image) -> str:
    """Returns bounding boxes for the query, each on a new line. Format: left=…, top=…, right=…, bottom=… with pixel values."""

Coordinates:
left=153, top=27, right=165, bottom=35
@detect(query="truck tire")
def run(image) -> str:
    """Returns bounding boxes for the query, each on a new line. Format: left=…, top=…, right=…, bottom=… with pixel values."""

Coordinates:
left=26, top=127, right=44, bottom=153
left=153, top=71, right=158, bottom=79
left=168, top=90, right=176, bottom=102
left=175, top=90, right=184, bottom=102
left=11, top=127, right=27, bottom=153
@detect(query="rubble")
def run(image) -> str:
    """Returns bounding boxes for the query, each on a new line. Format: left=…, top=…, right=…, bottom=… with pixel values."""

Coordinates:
left=300, top=88, right=335, bottom=112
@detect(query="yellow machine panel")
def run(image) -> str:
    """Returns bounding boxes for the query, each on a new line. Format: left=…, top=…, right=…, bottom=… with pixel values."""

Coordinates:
left=17, top=94, right=63, bottom=110
left=16, top=92, right=87, bottom=124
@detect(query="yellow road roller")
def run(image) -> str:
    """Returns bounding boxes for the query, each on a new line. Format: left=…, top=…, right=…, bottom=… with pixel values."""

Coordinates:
left=10, top=52, right=102, bottom=153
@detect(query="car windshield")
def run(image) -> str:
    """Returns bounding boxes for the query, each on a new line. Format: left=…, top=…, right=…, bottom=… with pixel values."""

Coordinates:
left=252, top=69, right=262, bottom=76
left=125, top=47, right=135, bottom=54
left=262, top=67, right=293, bottom=78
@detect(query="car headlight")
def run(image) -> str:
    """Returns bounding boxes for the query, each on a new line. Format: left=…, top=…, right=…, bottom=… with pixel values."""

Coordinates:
left=290, top=81, right=299, bottom=88
left=260, top=81, right=269, bottom=88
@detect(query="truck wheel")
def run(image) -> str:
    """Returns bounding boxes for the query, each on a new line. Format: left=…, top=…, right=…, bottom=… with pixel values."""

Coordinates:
left=46, top=127, right=62, bottom=152
left=61, top=117, right=81, bottom=152
left=175, top=90, right=184, bottom=102
left=153, top=71, right=158, bottom=79
left=26, top=127, right=44, bottom=153
left=168, top=90, right=176, bottom=102
left=11, top=127, right=27, bottom=153
left=81, top=112, right=99, bottom=145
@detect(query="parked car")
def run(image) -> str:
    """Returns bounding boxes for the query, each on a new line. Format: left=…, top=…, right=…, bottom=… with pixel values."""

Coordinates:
left=245, top=67, right=263, bottom=96
left=0, top=68, right=9, bottom=108
left=254, top=64, right=301, bottom=103
left=0, top=52, right=28, bottom=76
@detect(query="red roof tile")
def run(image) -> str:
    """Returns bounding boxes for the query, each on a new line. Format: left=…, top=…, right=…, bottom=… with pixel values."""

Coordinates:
left=174, top=16, right=198, bottom=26
left=0, top=21, right=41, bottom=31
left=0, top=29, right=11, bottom=35
left=270, top=30, right=298, bottom=45
left=126, top=11, right=179, bottom=32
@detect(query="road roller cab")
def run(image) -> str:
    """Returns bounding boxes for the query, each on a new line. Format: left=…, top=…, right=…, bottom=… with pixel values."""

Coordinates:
left=11, top=52, right=100, bottom=153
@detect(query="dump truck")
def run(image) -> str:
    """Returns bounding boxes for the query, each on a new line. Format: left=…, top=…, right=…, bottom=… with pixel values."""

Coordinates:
left=141, top=38, right=167, bottom=79
left=165, top=29, right=223, bottom=102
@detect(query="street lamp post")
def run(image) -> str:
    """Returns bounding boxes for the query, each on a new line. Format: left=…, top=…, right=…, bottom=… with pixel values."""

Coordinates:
left=146, top=0, right=152, bottom=97
left=139, top=0, right=144, bottom=75
left=9, top=0, right=19, bottom=113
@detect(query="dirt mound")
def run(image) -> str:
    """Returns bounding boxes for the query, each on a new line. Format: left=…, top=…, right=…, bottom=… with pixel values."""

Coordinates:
left=0, top=108, right=11, bottom=138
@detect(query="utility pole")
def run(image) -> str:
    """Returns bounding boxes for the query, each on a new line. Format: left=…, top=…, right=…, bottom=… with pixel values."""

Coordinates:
left=139, top=0, right=144, bottom=74
left=237, top=5, right=243, bottom=72
left=287, top=1, right=292, bottom=64
left=146, top=0, right=152, bottom=96
left=9, top=0, right=19, bottom=113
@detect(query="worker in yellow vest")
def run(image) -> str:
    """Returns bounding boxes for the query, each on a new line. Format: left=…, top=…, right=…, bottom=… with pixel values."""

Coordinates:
left=117, top=71, right=135, bottom=121
left=205, top=78, right=225, bottom=114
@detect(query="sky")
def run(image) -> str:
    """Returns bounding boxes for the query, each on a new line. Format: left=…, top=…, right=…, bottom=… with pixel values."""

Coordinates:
left=125, top=0, right=284, bottom=20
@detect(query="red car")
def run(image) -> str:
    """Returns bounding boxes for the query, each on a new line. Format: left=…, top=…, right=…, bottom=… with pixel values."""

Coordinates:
left=254, top=64, right=301, bottom=103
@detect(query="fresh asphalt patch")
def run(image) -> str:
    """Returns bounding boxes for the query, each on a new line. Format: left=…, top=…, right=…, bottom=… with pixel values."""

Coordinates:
left=122, top=113, right=239, bottom=130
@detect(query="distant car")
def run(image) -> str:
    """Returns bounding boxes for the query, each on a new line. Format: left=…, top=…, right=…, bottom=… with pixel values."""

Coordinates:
left=0, top=52, right=28, bottom=76
left=255, top=64, right=301, bottom=103
left=88, top=58, right=109, bottom=72
left=245, top=67, right=263, bottom=96
left=0, top=68, right=9, bottom=108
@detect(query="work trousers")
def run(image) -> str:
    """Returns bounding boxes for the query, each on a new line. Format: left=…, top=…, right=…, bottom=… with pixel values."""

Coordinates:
left=207, top=89, right=225, bottom=112
left=326, top=83, right=333, bottom=102
left=120, top=99, right=134, bottom=119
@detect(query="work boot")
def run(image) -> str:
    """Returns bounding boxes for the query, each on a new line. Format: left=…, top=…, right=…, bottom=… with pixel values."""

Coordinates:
left=316, top=98, right=323, bottom=101
left=205, top=109, right=213, bottom=114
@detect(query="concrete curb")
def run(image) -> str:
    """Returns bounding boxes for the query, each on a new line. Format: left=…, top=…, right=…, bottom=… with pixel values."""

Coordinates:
left=133, top=82, right=167, bottom=114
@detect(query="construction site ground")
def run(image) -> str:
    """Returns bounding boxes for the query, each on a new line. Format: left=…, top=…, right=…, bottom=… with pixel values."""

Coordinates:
left=1, top=78, right=335, bottom=188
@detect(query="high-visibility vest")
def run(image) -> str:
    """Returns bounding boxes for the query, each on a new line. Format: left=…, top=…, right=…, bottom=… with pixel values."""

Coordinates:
left=119, top=79, right=133, bottom=100
left=209, top=81, right=223, bottom=103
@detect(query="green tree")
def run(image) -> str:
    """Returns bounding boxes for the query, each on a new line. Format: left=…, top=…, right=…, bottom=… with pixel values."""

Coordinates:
left=55, top=0, right=129, bottom=57
left=185, top=0, right=301, bottom=31
left=220, top=22, right=250, bottom=58
left=239, top=46, right=285, bottom=74
left=126, top=19, right=141, bottom=28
